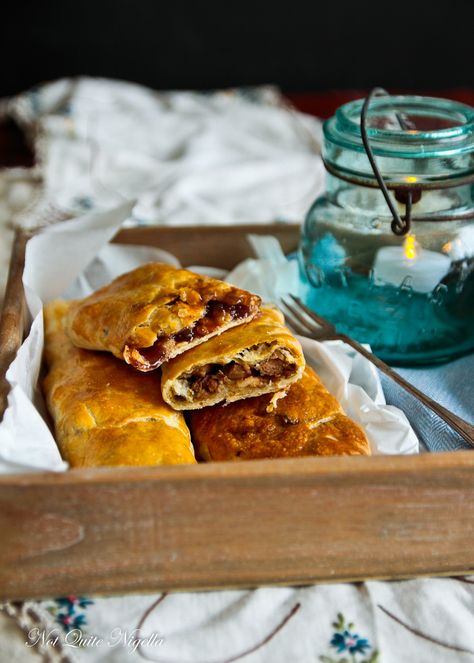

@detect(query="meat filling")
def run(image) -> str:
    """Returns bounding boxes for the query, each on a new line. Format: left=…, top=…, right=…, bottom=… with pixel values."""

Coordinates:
left=186, top=350, right=296, bottom=400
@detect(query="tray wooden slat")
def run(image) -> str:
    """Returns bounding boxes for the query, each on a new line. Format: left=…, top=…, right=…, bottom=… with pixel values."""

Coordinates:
left=114, top=223, right=300, bottom=269
left=0, top=231, right=29, bottom=416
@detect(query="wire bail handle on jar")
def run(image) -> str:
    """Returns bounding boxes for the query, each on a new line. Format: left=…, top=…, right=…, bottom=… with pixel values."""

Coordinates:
left=360, top=87, right=416, bottom=236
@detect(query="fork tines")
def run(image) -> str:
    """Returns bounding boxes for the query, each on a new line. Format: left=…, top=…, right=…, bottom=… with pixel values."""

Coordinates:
left=280, top=295, right=334, bottom=340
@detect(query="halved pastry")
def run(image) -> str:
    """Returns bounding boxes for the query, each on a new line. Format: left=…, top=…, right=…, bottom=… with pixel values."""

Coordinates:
left=66, top=263, right=261, bottom=371
left=43, top=300, right=196, bottom=467
left=190, top=366, right=370, bottom=460
left=161, top=306, right=305, bottom=410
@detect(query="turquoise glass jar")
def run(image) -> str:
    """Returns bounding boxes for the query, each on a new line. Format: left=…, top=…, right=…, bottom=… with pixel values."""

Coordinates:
left=298, top=95, right=474, bottom=366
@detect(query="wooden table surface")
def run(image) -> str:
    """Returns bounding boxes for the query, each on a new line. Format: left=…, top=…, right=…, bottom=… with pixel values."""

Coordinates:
left=286, top=88, right=474, bottom=121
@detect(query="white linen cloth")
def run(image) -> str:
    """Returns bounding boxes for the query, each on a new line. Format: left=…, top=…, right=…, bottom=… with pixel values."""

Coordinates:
left=1, top=77, right=324, bottom=229
left=0, top=78, right=472, bottom=663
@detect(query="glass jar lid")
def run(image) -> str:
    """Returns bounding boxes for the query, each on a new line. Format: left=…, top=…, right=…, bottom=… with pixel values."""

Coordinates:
left=323, top=95, right=474, bottom=186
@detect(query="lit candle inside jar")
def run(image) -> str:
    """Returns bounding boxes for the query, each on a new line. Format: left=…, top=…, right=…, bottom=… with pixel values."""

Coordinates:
left=372, top=235, right=451, bottom=294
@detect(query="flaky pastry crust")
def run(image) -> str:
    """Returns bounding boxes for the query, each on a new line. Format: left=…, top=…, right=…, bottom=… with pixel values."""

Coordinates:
left=190, top=366, right=370, bottom=459
left=161, top=306, right=305, bottom=410
left=43, top=300, right=196, bottom=467
left=66, top=263, right=261, bottom=371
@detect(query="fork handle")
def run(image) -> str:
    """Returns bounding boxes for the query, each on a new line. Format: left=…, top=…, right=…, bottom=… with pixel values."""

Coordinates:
left=338, top=334, right=474, bottom=449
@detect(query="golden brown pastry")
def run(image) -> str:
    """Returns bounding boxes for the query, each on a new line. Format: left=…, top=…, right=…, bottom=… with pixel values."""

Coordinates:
left=161, top=306, right=305, bottom=410
left=189, top=366, right=370, bottom=460
left=43, top=300, right=196, bottom=467
left=66, top=263, right=261, bottom=371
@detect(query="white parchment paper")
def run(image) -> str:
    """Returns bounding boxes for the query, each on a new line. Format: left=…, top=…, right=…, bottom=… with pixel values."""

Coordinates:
left=0, top=206, right=418, bottom=473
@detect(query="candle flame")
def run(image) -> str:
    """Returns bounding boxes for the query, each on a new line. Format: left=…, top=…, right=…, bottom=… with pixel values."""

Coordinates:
left=404, top=235, right=417, bottom=260
left=442, top=241, right=452, bottom=254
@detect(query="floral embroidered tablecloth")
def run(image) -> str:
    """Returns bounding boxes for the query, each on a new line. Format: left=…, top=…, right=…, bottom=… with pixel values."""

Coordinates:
left=3, top=577, right=474, bottom=662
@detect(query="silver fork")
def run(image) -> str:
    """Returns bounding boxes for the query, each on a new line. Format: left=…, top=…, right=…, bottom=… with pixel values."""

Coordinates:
left=281, top=294, right=474, bottom=449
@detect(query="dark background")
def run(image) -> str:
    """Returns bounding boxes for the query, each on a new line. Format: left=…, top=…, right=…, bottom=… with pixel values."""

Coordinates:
left=2, top=0, right=474, bottom=97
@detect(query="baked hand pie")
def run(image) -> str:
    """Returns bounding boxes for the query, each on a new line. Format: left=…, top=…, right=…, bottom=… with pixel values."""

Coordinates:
left=66, top=263, right=261, bottom=371
left=161, top=306, right=305, bottom=410
left=43, top=300, right=196, bottom=467
left=189, top=366, right=370, bottom=459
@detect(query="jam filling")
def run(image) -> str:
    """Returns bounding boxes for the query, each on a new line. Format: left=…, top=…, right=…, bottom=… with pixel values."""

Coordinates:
left=132, top=298, right=251, bottom=368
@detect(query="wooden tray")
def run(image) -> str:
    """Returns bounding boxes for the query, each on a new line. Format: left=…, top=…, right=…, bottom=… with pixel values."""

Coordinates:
left=1, top=224, right=473, bottom=601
